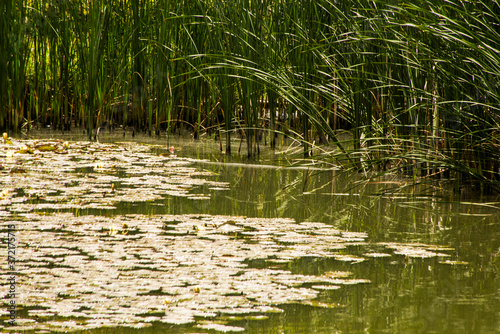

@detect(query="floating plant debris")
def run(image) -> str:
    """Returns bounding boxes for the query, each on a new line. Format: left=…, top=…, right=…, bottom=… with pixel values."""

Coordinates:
left=0, top=139, right=467, bottom=332
left=364, top=253, right=392, bottom=258
left=197, top=323, right=246, bottom=332
left=439, top=260, right=469, bottom=265
left=0, top=139, right=228, bottom=212
left=379, top=242, right=453, bottom=259
left=311, top=285, right=341, bottom=290
left=0, top=211, right=458, bottom=332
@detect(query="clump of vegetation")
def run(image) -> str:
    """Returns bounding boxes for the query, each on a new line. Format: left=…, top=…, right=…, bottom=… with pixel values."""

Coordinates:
left=2, top=0, right=500, bottom=192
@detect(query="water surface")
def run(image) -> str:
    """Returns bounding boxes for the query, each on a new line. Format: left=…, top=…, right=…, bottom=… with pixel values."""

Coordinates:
left=1, top=131, right=499, bottom=333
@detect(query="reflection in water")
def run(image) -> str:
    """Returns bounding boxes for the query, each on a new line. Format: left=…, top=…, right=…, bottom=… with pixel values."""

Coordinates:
left=0, top=133, right=499, bottom=333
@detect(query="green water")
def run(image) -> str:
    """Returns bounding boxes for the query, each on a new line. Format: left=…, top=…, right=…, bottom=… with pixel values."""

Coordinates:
left=146, top=151, right=500, bottom=333
left=1, top=132, right=499, bottom=333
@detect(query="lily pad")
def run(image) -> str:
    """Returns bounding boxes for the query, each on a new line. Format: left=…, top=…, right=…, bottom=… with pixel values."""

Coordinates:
left=0, top=139, right=469, bottom=333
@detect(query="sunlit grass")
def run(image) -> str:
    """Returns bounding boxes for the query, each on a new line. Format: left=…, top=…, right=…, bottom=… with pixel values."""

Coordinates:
left=2, top=0, right=500, bottom=193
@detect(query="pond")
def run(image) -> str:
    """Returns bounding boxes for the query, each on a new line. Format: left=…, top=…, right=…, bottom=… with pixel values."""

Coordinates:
left=1, top=130, right=499, bottom=333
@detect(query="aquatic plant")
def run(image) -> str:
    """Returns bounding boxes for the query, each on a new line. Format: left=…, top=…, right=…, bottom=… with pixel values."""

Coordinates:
left=1, top=137, right=495, bottom=332
left=2, top=0, right=500, bottom=192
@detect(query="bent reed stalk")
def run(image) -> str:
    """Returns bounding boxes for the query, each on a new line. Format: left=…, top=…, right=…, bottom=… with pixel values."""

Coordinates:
left=2, top=0, right=500, bottom=193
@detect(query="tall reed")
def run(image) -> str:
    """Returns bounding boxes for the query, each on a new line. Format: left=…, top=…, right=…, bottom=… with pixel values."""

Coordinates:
left=3, top=0, right=500, bottom=192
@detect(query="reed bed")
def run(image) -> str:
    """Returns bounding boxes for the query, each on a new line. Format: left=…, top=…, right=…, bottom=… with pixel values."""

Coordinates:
left=2, top=0, right=500, bottom=193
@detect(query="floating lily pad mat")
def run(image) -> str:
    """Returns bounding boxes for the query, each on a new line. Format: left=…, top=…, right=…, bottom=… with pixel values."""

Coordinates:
left=3, top=212, right=461, bottom=332
left=0, top=139, right=464, bottom=332
left=1, top=139, right=229, bottom=212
